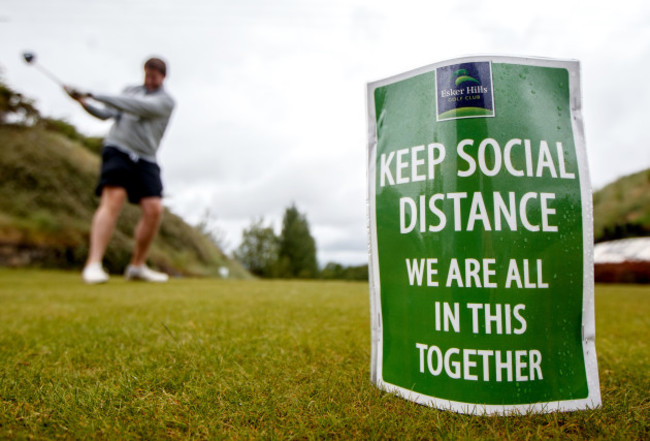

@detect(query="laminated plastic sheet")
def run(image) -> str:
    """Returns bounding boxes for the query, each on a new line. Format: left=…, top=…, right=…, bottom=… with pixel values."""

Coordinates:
left=367, top=56, right=600, bottom=415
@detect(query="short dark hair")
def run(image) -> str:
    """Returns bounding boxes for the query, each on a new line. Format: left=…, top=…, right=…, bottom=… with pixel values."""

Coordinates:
left=144, top=57, right=167, bottom=76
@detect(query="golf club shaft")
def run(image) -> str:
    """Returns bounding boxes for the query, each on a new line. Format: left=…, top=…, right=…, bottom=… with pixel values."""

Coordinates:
left=34, top=63, right=64, bottom=86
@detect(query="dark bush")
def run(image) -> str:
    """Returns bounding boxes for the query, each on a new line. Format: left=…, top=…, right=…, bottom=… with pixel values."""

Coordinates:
left=595, top=261, right=650, bottom=284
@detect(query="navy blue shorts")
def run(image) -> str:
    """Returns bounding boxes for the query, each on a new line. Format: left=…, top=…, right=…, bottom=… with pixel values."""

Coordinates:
left=96, top=146, right=163, bottom=204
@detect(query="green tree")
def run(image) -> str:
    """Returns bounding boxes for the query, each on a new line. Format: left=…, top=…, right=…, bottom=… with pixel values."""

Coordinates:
left=0, top=78, right=40, bottom=125
left=320, top=262, right=369, bottom=281
left=234, top=217, right=279, bottom=277
left=320, top=262, right=345, bottom=280
left=278, top=204, right=318, bottom=278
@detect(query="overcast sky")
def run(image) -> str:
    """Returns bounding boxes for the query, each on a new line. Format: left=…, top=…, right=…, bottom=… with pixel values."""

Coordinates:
left=1, top=0, right=649, bottom=265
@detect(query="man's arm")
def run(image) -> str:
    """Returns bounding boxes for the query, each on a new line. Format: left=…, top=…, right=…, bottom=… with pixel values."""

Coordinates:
left=79, top=100, right=120, bottom=120
left=92, top=92, right=174, bottom=119
left=63, top=86, right=119, bottom=121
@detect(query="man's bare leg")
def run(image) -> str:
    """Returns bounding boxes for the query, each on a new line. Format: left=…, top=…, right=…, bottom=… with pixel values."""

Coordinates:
left=124, top=196, right=168, bottom=282
left=87, top=186, right=127, bottom=265
left=130, top=196, right=164, bottom=266
left=83, top=186, right=127, bottom=283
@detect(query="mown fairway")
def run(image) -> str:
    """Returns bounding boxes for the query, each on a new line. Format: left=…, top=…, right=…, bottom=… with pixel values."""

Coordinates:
left=0, top=269, right=648, bottom=440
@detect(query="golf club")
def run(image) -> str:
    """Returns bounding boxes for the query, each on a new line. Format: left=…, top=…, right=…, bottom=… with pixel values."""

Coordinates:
left=22, top=51, right=65, bottom=87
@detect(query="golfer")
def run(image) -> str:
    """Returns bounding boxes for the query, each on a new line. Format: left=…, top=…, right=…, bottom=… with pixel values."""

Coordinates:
left=65, top=57, right=175, bottom=284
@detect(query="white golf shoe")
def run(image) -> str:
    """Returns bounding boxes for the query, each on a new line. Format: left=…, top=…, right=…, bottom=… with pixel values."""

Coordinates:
left=82, top=263, right=109, bottom=284
left=124, top=264, right=169, bottom=282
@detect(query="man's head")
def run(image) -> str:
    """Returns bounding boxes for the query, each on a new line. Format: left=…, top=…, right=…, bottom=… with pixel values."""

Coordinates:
left=144, top=57, right=167, bottom=91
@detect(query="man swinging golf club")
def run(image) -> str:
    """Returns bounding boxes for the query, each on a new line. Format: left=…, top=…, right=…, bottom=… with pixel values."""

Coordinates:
left=65, top=57, right=175, bottom=284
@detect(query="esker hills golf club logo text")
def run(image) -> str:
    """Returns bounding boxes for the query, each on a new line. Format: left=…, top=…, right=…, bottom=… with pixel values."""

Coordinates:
left=436, top=61, right=495, bottom=121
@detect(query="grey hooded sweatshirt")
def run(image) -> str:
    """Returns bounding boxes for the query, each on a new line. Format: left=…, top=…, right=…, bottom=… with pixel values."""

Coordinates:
left=83, top=85, right=175, bottom=163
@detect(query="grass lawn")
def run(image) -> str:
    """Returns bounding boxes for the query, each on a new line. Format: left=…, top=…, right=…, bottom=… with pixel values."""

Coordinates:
left=0, top=268, right=648, bottom=440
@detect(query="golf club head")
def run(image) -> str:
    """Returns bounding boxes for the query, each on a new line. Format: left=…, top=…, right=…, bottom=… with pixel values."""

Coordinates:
left=21, top=51, right=65, bottom=87
left=22, top=52, right=35, bottom=64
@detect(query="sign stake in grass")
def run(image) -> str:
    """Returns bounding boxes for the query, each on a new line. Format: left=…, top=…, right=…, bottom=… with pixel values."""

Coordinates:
left=366, top=56, right=601, bottom=415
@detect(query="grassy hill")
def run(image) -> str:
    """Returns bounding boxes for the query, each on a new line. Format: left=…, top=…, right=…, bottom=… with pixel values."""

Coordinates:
left=593, top=169, right=650, bottom=242
left=0, top=124, right=250, bottom=278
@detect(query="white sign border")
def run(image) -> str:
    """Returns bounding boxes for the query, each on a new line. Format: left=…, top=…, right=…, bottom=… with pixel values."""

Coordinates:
left=366, top=55, right=601, bottom=415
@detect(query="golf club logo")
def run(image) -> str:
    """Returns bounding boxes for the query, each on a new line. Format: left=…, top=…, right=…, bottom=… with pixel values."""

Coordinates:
left=436, top=61, right=495, bottom=121
left=453, top=69, right=479, bottom=86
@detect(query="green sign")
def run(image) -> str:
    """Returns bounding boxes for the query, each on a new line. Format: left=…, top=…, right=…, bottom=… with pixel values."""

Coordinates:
left=367, top=56, right=600, bottom=414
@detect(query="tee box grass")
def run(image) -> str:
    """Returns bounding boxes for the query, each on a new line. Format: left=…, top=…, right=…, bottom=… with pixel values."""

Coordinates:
left=0, top=268, right=648, bottom=440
